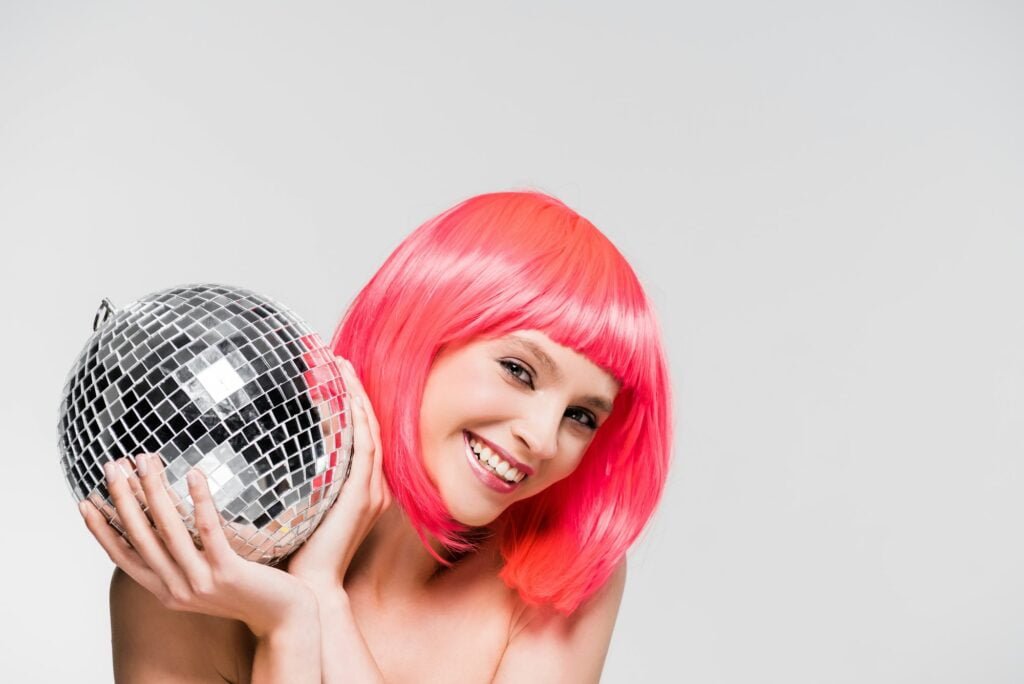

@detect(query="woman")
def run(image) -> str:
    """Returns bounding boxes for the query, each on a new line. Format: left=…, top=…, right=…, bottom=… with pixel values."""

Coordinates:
left=81, top=191, right=674, bottom=682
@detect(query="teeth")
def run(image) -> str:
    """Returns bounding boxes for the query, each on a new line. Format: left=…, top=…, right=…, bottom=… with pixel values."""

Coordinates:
left=467, top=434, right=527, bottom=484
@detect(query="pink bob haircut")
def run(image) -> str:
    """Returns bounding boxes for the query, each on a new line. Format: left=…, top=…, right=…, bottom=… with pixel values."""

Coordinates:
left=330, top=191, right=673, bottom=615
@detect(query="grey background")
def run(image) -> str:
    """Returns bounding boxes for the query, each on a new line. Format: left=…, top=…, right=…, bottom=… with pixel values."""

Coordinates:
left=2, top=2, right=1022, bottom=682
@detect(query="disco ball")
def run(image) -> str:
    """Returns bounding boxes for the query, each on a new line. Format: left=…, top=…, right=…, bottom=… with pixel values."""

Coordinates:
left=57, top=284, right=352, bottom=564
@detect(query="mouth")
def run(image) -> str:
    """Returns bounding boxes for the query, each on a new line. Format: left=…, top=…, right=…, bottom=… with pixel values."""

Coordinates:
left=462, top=431, right=528, bottom=494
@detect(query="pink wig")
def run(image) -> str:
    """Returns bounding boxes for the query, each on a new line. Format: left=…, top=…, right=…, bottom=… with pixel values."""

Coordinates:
left=330, top=191, right=673, bottom=615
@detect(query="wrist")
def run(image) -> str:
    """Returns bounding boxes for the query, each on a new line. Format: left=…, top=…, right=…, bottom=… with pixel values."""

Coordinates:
left=288, top=564, right=344, bottom=592
left=260, top=613, right=319, bottom=649
left=306, top=581, right=348, bottom=609
left=251, top=596, right=322, bottom=683
left=249, top=582, right=321, bottom=640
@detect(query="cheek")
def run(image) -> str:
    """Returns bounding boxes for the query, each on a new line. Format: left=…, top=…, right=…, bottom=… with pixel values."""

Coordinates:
left=553, top=450, right=587, bottom=481
left=420, top=364, right=506, bottom=443
left=520, top=445, right=590, bottom=499
left=461, top=380, right=512, bottom=414
left=442, top=375, right=513, bottom=425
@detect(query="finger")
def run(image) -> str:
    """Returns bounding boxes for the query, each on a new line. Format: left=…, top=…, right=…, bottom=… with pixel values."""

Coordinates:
left=80, top=498, right=165, bottom=595
left=345, top=395, right=374, bottom=488
left=104, top=458, right=186, bottom=586
left=340, top=360, right=382, bottom=447
left=352, top=395, right=385, bottom=497
left=89, top=485, right=122, bottom=531
left=165, top=477, right=190, bottom=518
left=186, top=468, right=236, bottom=568
left=120, top=456, right=163, bottom=534
left=378, top=462, right=393, bottom=508
left=366, top=410, right=385, bottom=498
left=124, top=457, right=149, bottom=512
left=340, top=358, right=369, bottom=414
left=340, top=363, right=388, bottom=504
left=136, top=454, right=208, bottom=578
left=337, top=362, right=363, bottom=435
left=340, top=362, right=380, bottom=449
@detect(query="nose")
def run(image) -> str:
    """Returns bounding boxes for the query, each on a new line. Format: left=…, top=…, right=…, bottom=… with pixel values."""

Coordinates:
left=511, top=404, right=561, bottom=461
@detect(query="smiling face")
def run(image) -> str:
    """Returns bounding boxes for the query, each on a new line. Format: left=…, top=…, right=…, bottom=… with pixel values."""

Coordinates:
left=417, top=329, right=620, bottom=527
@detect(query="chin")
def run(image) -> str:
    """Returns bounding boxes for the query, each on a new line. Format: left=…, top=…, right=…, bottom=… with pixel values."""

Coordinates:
left=439, top=487, right=505, bottom=528
left=429, top=463, right=501, bottom=529
left=447, top=502, right=501, bottom=529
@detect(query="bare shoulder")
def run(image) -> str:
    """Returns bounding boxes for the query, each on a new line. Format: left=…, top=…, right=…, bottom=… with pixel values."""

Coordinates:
left=109, top=568, right=255, bottom=683
left=494, top=559, right=628, bottom=684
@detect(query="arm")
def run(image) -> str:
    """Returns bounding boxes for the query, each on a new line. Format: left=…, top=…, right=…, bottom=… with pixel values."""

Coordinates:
left=249, top=594, right=321, bottom=684
left=493, top=559, right=628, bottom=684
left=111, top=567, right=241, bottom=682
left=312, top=587, right=387, bottom=683
left=110, top=567, right=321, bottom=683
left=285, top=358, right=391, bottom=682
left=86, top=455, right=323, bottom=683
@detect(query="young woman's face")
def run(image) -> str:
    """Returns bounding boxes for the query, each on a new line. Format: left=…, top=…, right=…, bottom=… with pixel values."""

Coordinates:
left=418, top=329, right=620, bottom=527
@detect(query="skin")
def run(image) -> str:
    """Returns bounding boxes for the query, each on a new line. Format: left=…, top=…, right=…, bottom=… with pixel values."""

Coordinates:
left=86, top=329, right=627, bottom=683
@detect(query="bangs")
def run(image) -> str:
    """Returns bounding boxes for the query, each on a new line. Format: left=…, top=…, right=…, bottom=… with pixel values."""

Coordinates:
left=436, top=196, right=652, bottom=394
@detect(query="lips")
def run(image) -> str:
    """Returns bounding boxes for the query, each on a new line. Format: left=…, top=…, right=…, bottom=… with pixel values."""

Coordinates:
left=462, top=431, right=523, bottom=494
left=465, top=431, right=535, bottom=477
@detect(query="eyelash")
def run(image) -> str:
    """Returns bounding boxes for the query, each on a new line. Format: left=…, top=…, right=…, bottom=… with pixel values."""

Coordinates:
left=498, top=359, right=598, bottom=430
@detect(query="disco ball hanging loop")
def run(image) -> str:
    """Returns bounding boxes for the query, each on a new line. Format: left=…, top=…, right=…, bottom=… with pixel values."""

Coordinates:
left=92, top=297, right=115, bottom=332
left=58, top=284, right=353, bottom=564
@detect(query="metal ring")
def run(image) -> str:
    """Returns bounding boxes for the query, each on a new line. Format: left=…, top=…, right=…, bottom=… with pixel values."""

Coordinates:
left=92, top=298, right=116, bottom=331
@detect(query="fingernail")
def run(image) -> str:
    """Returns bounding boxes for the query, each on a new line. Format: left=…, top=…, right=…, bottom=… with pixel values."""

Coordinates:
left=104, top=460, right=121, bottom=482
left=78, top=501, right=89, bottom=518
left=136, top=454, right=148, bottom=476
left=187, top=469, right=200, bottom=486
left=352, top=395, right=363, bottom=409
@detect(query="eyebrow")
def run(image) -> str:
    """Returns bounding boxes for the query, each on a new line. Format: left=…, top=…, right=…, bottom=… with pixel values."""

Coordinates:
left=504, top=335, right=615, bottom=414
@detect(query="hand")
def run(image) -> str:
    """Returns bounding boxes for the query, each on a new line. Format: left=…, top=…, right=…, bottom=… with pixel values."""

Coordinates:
left=80, top=454, right=317, bottom=639
left=284, top=356, right=393, bottom=591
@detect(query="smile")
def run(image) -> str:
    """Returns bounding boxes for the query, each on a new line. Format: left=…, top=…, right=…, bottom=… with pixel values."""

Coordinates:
left=462, top=431, right=527, bottom=494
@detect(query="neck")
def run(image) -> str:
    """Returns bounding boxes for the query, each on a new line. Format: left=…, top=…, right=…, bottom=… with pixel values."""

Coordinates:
left=345, top=506, right=467, bottom=601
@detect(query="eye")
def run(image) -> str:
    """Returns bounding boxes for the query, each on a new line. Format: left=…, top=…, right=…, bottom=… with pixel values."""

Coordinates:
left=500, top=359, right=599, bottom=431
left=566, top=407, right=598, bottom=430
left=499, top=359, right=534, bottom=387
